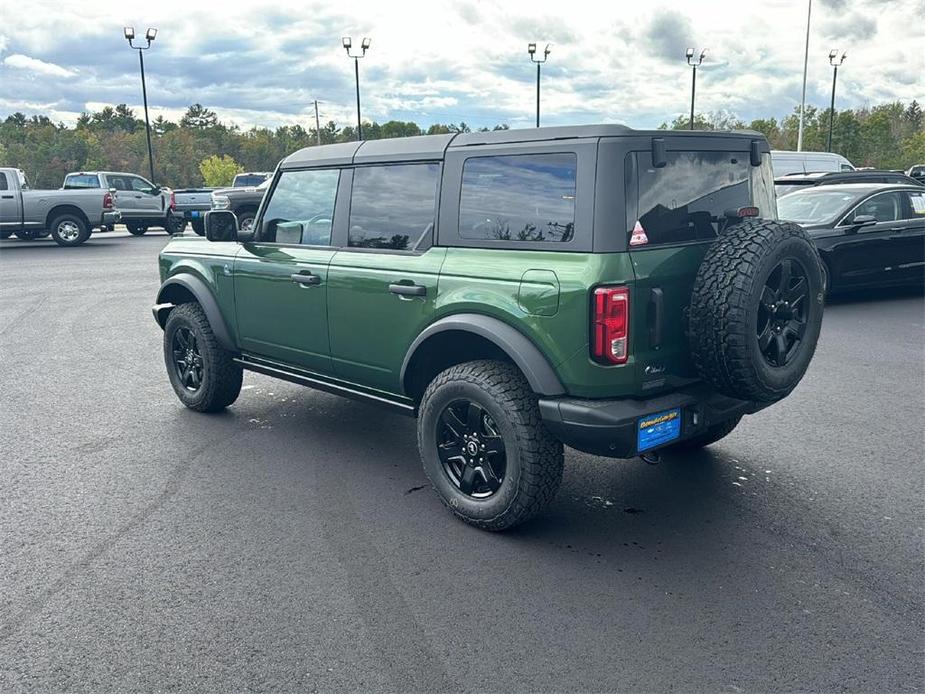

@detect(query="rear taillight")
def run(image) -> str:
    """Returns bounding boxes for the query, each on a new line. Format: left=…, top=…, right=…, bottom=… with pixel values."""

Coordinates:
left=102, top=191, right=113, bottom=209
left=169, top=191, right=176, bottom=210
left=592, top=286, right=629, bottom=365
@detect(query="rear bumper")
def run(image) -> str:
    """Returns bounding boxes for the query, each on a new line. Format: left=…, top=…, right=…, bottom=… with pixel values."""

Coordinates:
left=101, top=211, right=121, bottom=226
left=539, top=384, right=768, bottom=458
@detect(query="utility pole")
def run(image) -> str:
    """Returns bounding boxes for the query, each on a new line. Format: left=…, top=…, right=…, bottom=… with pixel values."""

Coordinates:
left=314, top=100, right=321, bottom=146
left=827, top=50, right=846, bottom=152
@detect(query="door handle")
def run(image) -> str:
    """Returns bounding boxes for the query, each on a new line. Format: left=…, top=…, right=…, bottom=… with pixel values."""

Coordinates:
left=1, top=195, right=13, bottom=199
left=389, top=283, right=426, bottom=297
left=291, top=272, right=321, bottom=286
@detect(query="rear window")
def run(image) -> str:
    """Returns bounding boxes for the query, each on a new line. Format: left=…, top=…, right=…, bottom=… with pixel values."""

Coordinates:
left=459, top=153, right=576, bottom=243
left=64, top=174, right=100, bottom=189
left=627, top=151, right=776, bottom=248
left=234, top=174, right=268, bottom=187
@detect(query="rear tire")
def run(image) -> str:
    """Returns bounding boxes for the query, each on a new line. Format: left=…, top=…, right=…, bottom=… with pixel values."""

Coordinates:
left=126, top=222, right=147, bottom=236
left=667, top=416, right=742, bottom=451
left=163, top=303, right=243, bottom=412
left=418, top=360, right=564, bottom=531
left=49, top=213, right=91, bottom=247
left=166, top=214, right=187, bottom=235
left=689, top=219, right=824, bottom=403
left=191, top=219, right=205, bottom=236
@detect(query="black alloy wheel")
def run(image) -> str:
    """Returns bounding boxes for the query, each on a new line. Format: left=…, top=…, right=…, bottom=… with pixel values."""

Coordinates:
left=757, top=258, right=808, bottom=368
left=436, top=399, right=507, bottom=498
left=171, top=326, right=203, bottom=392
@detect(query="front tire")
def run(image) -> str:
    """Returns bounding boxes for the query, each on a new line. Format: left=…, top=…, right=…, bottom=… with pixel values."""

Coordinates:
left=237, top=210, right=257, bottom=233
left=163, top=303, right=243, bottom=412
left=418, top=360, right=564, bottom=531
left=49, top=213, right=90, bottom=247
left=166, top=214, right=187, bottom=235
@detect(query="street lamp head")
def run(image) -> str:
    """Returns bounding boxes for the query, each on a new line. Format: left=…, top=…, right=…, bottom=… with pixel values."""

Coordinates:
left=528, top=42, right=536, bottom=55
left=686, top=47, right=694, bottom=59
left=361, top=37, right=371, bottom=51
left=829, top=48, right=838, bottom=59
left=699, top=48, right=707, bottom=61
left=124, top=26, right=135, bottom=41
left=342, top=36, right=352, bottom=50
left=544, top=44, right=551, bottom=57
left=146, top=28, right=157, bottom=42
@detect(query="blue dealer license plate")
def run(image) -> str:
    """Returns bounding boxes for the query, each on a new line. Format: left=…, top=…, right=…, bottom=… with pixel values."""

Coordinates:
left=637, top=408, right=681, bottom=452
left=190, top=210, right=201, bottom=218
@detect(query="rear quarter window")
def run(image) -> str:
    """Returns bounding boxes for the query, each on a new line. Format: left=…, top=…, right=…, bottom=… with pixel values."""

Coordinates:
left=458, top=153, right=577, bottom=243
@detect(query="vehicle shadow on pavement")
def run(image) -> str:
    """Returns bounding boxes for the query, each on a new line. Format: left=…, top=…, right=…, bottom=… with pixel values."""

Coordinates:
left=825, top=283, right=923, bottom=305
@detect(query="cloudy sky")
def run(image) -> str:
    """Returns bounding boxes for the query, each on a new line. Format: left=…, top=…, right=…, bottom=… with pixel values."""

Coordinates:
left=0, top=0, right=922, bottom=132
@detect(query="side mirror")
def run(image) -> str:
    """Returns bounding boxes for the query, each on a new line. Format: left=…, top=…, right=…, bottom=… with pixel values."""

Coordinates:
left=846, top=214, right=877, bottom=233
left=204, top=210, right=239, bottom=242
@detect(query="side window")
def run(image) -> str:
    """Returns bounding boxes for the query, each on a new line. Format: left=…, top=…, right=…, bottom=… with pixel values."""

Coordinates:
left=128, top=176, right=153, bottom=192
left=0, top=173, right=7, bottom=191
left=109, top=176, right=129, bottom=191
left=903, top=191, right=925, bottom=219
left=260, top=168, right=340, bottom=245
left=853, top=192, right=901, bottom=223
left=348, top=163, right=439, bottom=250
left=459, top=153, right=576, bottom=243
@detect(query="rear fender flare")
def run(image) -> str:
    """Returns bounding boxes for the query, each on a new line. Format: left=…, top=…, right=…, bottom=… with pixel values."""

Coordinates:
left=154, top=274, right=236, bottom=352
left=400, top=314, right=566, bottom=397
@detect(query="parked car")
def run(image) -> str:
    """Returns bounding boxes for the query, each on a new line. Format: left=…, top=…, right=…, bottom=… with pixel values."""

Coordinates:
left=63, top=171, right=184, bottom=235
left=771, top=150, right=855, bottom=176
left=0, top=167, right=121, bottom=246
left=152, top=126, right=826, bottom=531
left=171, top=187, right=214, bottom=234
left=777, top=183, right=925, bottom=293
left=775, top=170, right=924, bottom=197
left=907, top=165, right=925, bottom=182
left=232, top=171, right=272, bottom=187
left=207, top=179, right=270, bottom=234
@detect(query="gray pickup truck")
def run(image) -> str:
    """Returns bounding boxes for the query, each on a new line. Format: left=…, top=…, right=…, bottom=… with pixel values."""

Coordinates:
left=174, top=172, right=273, bottom=235
left=0, top=167, right=121, bottom=246
left=63, top=171, right=184, bottom=235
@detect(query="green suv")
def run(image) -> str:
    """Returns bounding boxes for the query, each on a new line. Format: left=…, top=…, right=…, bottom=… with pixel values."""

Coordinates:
left=153, top=125, right=824, bottom=530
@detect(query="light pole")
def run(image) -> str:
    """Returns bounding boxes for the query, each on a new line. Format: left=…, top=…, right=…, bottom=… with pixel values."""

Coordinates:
left=686, top=48, right=706, bottom=130
left=124, top=26, right=158, bottom=184
left=827, top=49, right=846, bottom=153
left=342, top=37, right=370, bottom=141
left=797, top=0, right=813, bottom=151
left=527, top=43, right=550, bottom=128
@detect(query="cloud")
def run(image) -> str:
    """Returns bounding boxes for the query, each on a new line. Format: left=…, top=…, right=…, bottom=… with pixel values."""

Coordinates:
left=4, top=54, right=75, bottom=78
left=0, top=35, right=9, bottom=55
left=644, top=10, right=694, bottom=61
left=820, top=12, right=877, bottom=40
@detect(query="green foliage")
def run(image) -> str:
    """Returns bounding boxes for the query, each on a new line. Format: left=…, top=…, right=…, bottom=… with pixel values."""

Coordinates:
left=660, top=101, right=925, bottom=169
left=199, top=154, right=241, bottom=187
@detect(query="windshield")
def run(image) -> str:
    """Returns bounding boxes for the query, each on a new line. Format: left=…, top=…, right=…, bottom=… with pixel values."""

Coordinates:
left=777, top=189, right=858, bottom=225
left=234, top=174, right=268, bottom=187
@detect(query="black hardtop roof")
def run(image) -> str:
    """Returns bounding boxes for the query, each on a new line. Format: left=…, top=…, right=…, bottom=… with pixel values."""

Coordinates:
left=280, top=124, right=767, bottom=169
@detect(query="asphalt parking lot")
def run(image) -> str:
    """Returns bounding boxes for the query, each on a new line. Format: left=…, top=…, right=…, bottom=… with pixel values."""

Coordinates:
left=1, top=229, right=923, bottom=692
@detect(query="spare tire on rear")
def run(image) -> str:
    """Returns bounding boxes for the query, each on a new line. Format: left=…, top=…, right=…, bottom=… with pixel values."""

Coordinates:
left=688, top=219, right=824, bottom=403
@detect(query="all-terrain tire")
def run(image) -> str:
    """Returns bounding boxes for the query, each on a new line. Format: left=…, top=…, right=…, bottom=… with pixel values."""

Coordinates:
left=49, top=213, right=91, bottom=247
left=418, top=360, right=564, bottom=531
left=126, top=222, right=147, bottom=236
left=667, top=416, right=742, bottom=451
left=163, top=303, right=243, bottom=412
left=689, top=219, right=824, bottom=403
left=191, top=218, right=205, bottom=236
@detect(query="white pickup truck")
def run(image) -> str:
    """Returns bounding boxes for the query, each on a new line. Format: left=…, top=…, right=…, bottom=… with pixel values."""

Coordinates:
left=0, top=167, right=121, bottom=246
left=62, top=171, right=185, bottom=235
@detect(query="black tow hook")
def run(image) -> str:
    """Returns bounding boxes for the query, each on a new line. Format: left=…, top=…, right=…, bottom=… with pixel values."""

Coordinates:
left=640, top=451, right=661, bottom=465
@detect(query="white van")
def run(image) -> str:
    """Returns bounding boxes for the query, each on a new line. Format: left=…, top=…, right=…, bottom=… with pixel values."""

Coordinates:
left=771, top=150, right=855, bottom=176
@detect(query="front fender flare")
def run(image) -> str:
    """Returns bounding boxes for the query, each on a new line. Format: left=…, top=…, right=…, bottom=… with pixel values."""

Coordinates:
left=153, top=274, right=236, bottom=352
left=400, top=314, right=566, bottom=397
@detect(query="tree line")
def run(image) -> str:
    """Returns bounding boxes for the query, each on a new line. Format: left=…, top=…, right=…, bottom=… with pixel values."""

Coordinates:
left=0, top=100, right=921, bottom=189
